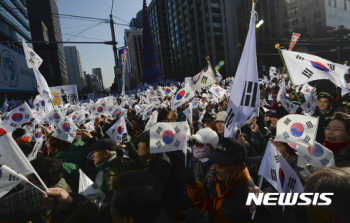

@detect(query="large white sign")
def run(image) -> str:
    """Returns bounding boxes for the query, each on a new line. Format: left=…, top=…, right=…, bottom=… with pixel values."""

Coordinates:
left=0, top=43, right=36, bottom=92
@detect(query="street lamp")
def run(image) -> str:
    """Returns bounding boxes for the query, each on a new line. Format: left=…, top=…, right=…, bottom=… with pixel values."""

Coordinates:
left=256, top=20, right=264, bottom=28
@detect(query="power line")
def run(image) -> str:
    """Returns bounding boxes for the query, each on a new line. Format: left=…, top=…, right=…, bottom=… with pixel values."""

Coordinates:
left=113, top=15, right=129, bottom=24
left=65, top=22, right=104, bottom=41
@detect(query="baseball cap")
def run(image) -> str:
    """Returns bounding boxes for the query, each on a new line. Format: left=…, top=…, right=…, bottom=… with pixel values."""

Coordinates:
left=206, top=138, right=247, bottom=165
left=89, top=138, right=117, bottom=152
left=215, top=111, right=226, bottom=122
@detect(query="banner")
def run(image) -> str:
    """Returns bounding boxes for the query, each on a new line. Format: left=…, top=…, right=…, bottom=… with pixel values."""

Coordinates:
left=121, top=49, right=127, bottom=96
left=0, top=43, right=36, bottom=92
left=50, top=85, right=79, bottom=106
left=288, top=33, right=301, bottom=51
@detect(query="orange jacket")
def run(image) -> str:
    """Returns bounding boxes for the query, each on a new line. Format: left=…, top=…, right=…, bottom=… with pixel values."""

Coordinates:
left=187, top=167, right=252, bottom=223
left=17, top=136, right=32, bottom=144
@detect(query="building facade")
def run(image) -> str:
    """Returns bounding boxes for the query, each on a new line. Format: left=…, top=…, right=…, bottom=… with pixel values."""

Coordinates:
left=92, top=67, right=104, bottom=90
left=64, top=46, right=84, bottom=91
left=27, top=0, right=69, bottom=86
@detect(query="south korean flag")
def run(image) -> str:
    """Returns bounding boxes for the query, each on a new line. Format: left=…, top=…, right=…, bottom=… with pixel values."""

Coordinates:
left=84, top=120, right=95, bottom=132
left=89, top=102, right=106, bottom=119
left=209, top=84, right=227, bottom=99
left=150, top=122, right=189, bottom=154
left=42, top=105, right=63, bottom=125
left=142, top=103, right=159, bottom=121
left=88, top=93, right=94, bottom=100
left=171, top=83, right=195, bottom=109
left=300, top=87, right=317, bottom=116
left=0, top=103, right=36, bottom=133
left=277, top=83, right=299, bottom=113
left=275, top=114, right=319, bottom=148
left=106, top=116, right=128, bottom=143
left=27, top=138, right=43, bottom=161
left=188, top=63, right=217, bottom=91
left=297, top=142, right=335, bottom=171
left=67, top=108, right=86, bottom=124
left=105, top=105, right=125, bottom=120
left=52, top=117, right=78, bottom=143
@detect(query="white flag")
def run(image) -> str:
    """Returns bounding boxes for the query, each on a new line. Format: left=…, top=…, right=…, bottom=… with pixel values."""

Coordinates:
left=88, top=93, right=94, bottom=100
left=0, top=103, right=36, bottom=133
left=297, top=142, right=335, bottom=171
left=67, top=108, right=86, bottom=124
left=135, top=105, right=141, bottom=115
left=277, top=83, right=299, bottom=113
left=188, top=63, right=217, bottom=91
left=183, top=103, right=193, bottom=123
left=89, top=102, right=106, bottom=119
left=209, top=84, right=227, bottom=99
left=22, top=39, right=43, bottom=69
left=27, top=138, right=43, bottom=161
left=0, top=135, right=43, bottom=198
left=282, top=50, right=349, bottom=95
left=171, top=82, right=195, bottom=109
left=300, top=88, right=317, bottom=116
left=224, top=5, right=259, bottom=138
left=78, top=169, right=105, bottom=201
left=41, top=105, right=63, bottom=124
left=275, top=114, right=319, bottom=147
left=150, top=122, right=189, bottom=154
left=106, top=116, right=128, bottom=143
left=145, top=111, right=158, bottom=131
left=52, top=117, right=78, bottom=143
left=8, top=99, right=16, bottom=110
left=300, top=83, right=314, bottom=95
left=142, top=103, right=159, bottom=121
left=84, top=120, right=95, bottom=132
left=258, top=141, right=304, bottom=193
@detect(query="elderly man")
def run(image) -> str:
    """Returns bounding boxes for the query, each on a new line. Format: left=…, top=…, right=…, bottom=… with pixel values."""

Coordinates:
left=89, top=138, right=118, bottom=191
left=181, top=138, right=255, bottom=223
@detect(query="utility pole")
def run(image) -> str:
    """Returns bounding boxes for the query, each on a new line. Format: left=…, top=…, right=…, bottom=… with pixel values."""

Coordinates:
left=110, top=14, right=121, bottom=92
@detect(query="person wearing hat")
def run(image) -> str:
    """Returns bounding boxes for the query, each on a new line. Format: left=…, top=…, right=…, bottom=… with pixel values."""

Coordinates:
left=89, top=138, right=118, bottom=192
left=202, top=112, right=216, bottom=130
left=192, top=108, right=203, bottom=134
left=181, top=138, right=255, bottom=223
left=314, top=92, right=334, bottom=144
left=131, top=115, right=144, bottom=146
left=135, top=130, right=183, bottom=220
left=215, top=111, right=226, bottom=138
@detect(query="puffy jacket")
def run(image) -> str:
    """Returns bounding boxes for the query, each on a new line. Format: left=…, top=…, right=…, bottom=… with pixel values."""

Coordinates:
left=251, top=126, right=275, bottom=152
left=52, top=140, right=88, bottom=193
left=187, top=166, right=255, bottom=223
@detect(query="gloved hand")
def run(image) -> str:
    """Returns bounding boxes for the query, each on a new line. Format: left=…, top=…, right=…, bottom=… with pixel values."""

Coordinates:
left=180, top=167, right=196, bottom=185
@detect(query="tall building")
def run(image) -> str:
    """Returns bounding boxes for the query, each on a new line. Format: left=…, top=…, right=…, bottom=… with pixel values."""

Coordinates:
left=141, top=0, right=164, bottom=84
left=150, top=0, right=241, bottom=80
left=64, top=46, right=84, bottom=91
left=86, top=74, right=93, bottom=89
left=148, top=0, right=173, bottom=79
left=27, top=0, right=69, bottom=86
left=83, top=71, right=88, bottom=87
left=92, top=67, right=104, bottom=90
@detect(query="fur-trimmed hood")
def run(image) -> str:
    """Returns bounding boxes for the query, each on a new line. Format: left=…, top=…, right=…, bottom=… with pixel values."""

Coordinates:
left=190, top=128, right=219, bottom=148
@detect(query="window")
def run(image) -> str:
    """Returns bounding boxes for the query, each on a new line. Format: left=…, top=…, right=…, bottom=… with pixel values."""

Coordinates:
left=213, top=22, right=222, bottom=28
left=284, top=10, right=288, bottom=18
left=313, top=10, right=321, bottom=19
left=211, top=3, right=220, bottom=8
left=283, top=21, right=289, bottom=29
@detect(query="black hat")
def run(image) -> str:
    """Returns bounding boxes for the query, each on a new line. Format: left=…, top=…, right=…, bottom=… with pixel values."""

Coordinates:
left=135, top=130, right=150, bottom=147
left=317, top=92, right=333, bottom=104
left=89, top=138, right=117, bottom=151
left=206, top=138, right=247, bottom=165
left=202, top=112, right=216, bottom=122
left=18, top=142, right=33, bottom=156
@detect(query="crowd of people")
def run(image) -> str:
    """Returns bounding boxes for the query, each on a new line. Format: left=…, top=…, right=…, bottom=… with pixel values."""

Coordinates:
left=0, top=74, right=350, bottom=223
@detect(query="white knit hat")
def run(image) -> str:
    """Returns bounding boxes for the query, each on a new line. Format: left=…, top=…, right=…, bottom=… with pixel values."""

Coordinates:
left=190, top=128, right=219, bottom=148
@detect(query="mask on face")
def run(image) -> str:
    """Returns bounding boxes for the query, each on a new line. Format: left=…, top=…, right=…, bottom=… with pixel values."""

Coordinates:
left=193, top=145, right=210, bottom=163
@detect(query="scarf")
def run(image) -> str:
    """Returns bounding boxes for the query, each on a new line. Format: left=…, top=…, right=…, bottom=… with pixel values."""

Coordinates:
left=140, top=153, right=155, bottom=164
left=95, top=154, right=117, bottom=171
left=324, top=140, right=350, bottom=155
left=319, top=107, right=332, bottom=115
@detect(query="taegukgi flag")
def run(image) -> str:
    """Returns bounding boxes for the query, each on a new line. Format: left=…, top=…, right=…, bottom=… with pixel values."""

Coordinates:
left=224, top=3, right=260, bottom=138
left=67, top=107, right=86, bottom=124
left=52, top=117, right=78, bottom=143
left=188, top=63, right=217, bottom=91
left=89, top=102, right=106, bottom=119
left=282, top=50, right=349, bottom=95
left=300, top=87, right=317, bottom=116
left=277, top=83, right=299, bottom=113
left=106, top=116, right=128, bottom=143
left=27, top=138, right=43, bottom=161
left=258, top=141, right=304, bottom=194
left=0, top=103, right=36, bottom=133
left=41, top=105, right=63, bottom=125
left=297, top=142, right=335, bottom=171
left=150, top=121, right=189, bottom=154
left=275, top=114, right=319, bottom=148
left=183, top=103, right=193, bottom=123
left=145, top=111, right=158, bottom=131
left=209, top=84, right=227, bottom=99
left=171, top=82, right=195, bottom=109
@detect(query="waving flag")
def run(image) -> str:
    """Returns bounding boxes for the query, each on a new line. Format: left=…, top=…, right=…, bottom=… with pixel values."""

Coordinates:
left=282, top=50, right=349, bottom=95
left=135, top=105, right=141, bottom=115
left=67, top=107, right=85, bottom=124
left=105, top=105, right=124, bottom=120
left=224, top=4, right=260, bottom=138
left=189, top=62, right=217, bottom=91
left=258, top=141, right=304, bottom=193
left=150, top=121, right=189, bottom=154
left=145, top=111, right=158, bottom=131
left=275, top=114, right=319, bottom=147
left=183, top=103, right=193, bottom=123
left=277, top=83, right=299, bottom=113
left=78, top=169, right=105, bottom=201
left=297, top=142, right=335, bottom=171
left=106, top=116, right=127, bottom=143
left=8, top=99, right=16, bottom=110
left=171, top=82, right=195, bottom=109
left=52, top=117, right=78, bottom=143
left=84, top=120, right=95, bottom=132
left=87, top=93, right=94, bottom=100
left=0, top=103, right=36, bottom=133
left=300, top=88, right=317, bottom=116
left=89, top=102, right=106, bottom=119
left=22, top=39, right=43, bottom=69
left=300, top=83, right=313, bottom=95
left=41, top=105, right=63, bottom=124
left=142, top=103, right=159, bottom=120
left=209, top=84, right=227, bottom=99
left=33, top=128, right=43, bottom=140
left=27, top=138, right=43, bottom=161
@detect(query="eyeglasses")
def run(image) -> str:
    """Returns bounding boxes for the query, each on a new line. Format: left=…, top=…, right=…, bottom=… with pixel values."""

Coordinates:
left=195, top=141, right=205, bottom=148
left=325, top=127, right=348, bottom=134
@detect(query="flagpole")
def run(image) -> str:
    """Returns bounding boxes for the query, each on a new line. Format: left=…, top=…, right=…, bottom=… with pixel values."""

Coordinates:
left=275, top=44, right=302, bottom=104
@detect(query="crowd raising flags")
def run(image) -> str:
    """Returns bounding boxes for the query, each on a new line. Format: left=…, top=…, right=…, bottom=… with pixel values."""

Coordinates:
left=1, top=2, right=350, bottom=222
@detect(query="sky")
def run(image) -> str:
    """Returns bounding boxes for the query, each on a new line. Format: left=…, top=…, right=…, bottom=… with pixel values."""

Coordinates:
left=57, top=0, right=152, bottom=89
